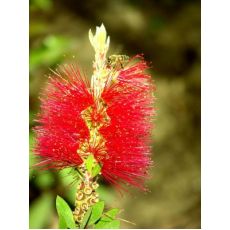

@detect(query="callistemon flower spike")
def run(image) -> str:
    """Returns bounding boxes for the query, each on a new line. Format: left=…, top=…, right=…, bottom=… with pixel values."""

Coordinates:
left=33, top=24, right=155, bottom=227
left=89, top=23, right=110, bottom=101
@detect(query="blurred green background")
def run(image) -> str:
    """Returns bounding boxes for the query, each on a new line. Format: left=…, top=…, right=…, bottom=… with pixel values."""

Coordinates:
left=29, top=0, right=200, bottom=228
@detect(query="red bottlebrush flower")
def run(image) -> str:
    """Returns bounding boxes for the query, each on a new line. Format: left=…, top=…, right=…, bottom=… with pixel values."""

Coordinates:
left=100, top=58, right=155, bottom=190
left=34, top=66, right=93, bottom=169
left=33, top=57, right=155, bottom=190
left=33, top=25, right=157, bottom=226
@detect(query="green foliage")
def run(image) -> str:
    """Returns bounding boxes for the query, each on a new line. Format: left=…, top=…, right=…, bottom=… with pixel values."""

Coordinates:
left=29, top=193, right=53, bottom=228
left=58, top=216, right=67, bottom=229
left=92, top=163, right=101, bottom=178
left=85, top=155, right=94, bottom=174
left=79, top=202, right=121, bottom=229
left=30, top=35, right=71, bottom=72
left=101, top=208, right=120, bottom=221
left=94, top=208, right=120, bottom=229
left=95, top=220, right=120, bottom=229
left=34, top=171, right=55, bottom=189
left=85, top=155, right=102, bottom=178
left=88, top=201, right=105, bottom=226
left=80, top=207, right=92, bottom=229
left=56, top=196, right=76, bottom=229
left=55, top=197, right=120, bottom=229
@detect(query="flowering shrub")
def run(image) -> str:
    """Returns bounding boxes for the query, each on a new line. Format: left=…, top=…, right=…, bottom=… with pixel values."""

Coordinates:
left=33, top=24, right=155, bottom=228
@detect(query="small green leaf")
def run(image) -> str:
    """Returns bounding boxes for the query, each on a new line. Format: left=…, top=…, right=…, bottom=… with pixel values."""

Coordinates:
left=88, top=201, right=105, bottom=226
left=85, top=155, right=94, bottom=173
left=58, top=216, right=67, bottom=229
left=56, top=196, right=76, bottom=229
left=101, top=208, right=120, bottom=221
left=80, top=207, right=92, bottom=229
left=92, top=163, right=101, bottom=177
left=95, top=220, right=120, bottom=229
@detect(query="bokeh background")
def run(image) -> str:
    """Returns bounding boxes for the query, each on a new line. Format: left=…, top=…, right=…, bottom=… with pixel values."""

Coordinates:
left=29, top=0, right=201, bottom=228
